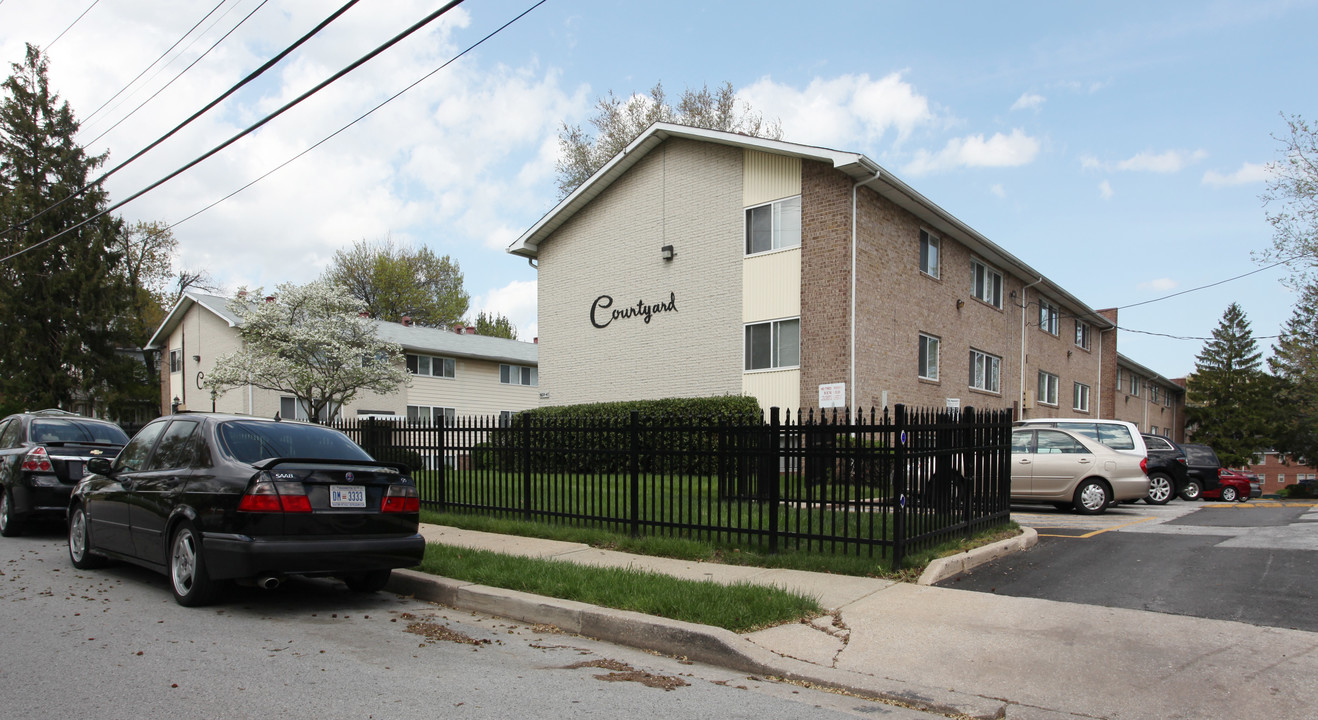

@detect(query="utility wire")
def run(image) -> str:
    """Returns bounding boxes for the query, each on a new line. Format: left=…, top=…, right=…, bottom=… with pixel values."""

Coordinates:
left=81, top=0, right=249, bottom=138
left=45, top=0, right=99, bottom=51
left=79, top=0, right=229, bottom=127
left=1, top=0, right=468, bottom=265
left=1, top=0, right=361, bottom=239
left=167, top=0, right=549, bottom=233
left=83, top=0, right=270, bottom=148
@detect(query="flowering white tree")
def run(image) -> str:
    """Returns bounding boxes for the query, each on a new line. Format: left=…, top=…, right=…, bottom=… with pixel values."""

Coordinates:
left=206, top=281, right=408, bottom=422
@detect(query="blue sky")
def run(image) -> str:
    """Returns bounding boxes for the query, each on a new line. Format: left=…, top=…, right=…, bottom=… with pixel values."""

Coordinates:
left=1, top=0, right=1312, bottom=380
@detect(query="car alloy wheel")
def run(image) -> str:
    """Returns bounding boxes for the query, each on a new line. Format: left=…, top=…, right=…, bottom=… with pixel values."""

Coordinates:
left=1220, top=486, right=1238, bottom=502
left=68, top=505, right=106, bottom=569
left=1144, top=473, right=1174, bottom=505
left=0, top=490, right=21, bottom=537
left=169, top=522, right=217, bottom=607
left=1180, top=481, right=1201, bottom=501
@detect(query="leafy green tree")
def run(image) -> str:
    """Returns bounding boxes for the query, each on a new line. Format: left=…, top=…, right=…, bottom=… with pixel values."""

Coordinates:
left=556, top=81, right=782, bottom=199
left=109, top=219, right=176, bottom=345
left=1268, top=281, right=1318, bottom=464
left=323, top=236, right=468, bottom=327
left=1185, top=303, right=1271, bottom=466
left=205, top=280, right=408, bottom=423
left=472, top=310, right=517, bottom=340
left=0, top=44, right=135, bottom=415
left=1259, top=113, right=1318, bottom=286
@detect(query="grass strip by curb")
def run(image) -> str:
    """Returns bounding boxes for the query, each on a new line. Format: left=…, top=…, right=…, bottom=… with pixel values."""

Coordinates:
left=415, top=542, right=823, bottom=634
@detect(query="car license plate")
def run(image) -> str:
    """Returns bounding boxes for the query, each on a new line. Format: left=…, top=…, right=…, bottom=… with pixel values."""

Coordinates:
left=329, top=485, right=366, bottom=508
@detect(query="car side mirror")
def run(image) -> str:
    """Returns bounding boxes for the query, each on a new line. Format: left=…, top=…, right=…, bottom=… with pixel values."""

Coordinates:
left=87, top=457, right=114, bottom=476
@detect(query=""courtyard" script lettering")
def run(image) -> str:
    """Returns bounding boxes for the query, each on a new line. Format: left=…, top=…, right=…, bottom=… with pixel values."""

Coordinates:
left=590, top=292, right=678, bottom=329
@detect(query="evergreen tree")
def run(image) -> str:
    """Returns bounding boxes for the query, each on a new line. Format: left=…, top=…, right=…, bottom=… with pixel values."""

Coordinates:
left=1184, top=303, right=1271, bottom=467
left=472, top=310, right=517, bottom=340
left=0, top=44, right=134, bottom=415
left=1268, top=282, right=1318, bottom=465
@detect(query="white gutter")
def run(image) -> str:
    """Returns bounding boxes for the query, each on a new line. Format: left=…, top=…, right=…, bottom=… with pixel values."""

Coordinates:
left=1019, top=277, right=1044, bottom=412
left=851, top=171, right=883, bottom=412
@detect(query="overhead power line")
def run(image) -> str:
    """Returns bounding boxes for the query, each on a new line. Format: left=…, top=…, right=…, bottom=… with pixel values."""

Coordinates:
left=167, top=0, right=550, bottom=233
left=1, top=0, right=362, bottom=239
left=78, top=0, right=229, bottom=128
left=82, top=0, right=271, bottom=148
left=44, top=0, right=100, bottom=51
left=1, top=0, right=469, bottom=265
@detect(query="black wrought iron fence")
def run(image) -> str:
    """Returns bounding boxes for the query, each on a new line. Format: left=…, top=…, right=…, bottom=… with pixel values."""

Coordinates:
left=332, top=404, right=1012, bottom=567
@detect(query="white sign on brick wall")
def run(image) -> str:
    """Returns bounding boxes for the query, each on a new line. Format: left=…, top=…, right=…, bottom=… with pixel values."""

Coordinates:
left=819, top=383, right=846, bottom=408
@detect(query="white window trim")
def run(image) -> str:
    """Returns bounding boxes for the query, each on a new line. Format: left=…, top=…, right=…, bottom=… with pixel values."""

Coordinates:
left=1039, top=299, right=1059, bottom=335
left=744, top=318, right=801, bottom=372
left=500, top=364, right=539, bottom=386
left=407, top=405, right=456, bottom=423
left=1075, top=320, right=1091, bottom=351
left=918, top=333, right=940, bottom=382
left=744, top=195, right=802, bottom=256
left=1073, top=382, right=1091, bottom=412
left=1038, top=371, right=1059, bottom=407
left=919, top=228, right=940, bottom=279
left=971, top=258, right=1003, bottom=309
left=406, top=353, right=456, bottom=379
left=969, top=348, right=1000, bottom=393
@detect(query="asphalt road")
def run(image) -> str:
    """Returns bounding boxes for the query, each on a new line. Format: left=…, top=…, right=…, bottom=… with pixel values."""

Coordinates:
left=0, top=525, right=942, bottom=720
left=939, top=500, right=1318, bottom=632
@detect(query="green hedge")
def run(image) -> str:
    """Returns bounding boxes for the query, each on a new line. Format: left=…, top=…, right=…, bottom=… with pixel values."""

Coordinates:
left=1279, top=483, right=1316, bottom=499
left=473, top=395, right=763, bottom=475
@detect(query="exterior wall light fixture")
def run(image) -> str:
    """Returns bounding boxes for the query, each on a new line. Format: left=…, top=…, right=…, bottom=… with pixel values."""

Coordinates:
left=661, top=245, right=675, bottom=261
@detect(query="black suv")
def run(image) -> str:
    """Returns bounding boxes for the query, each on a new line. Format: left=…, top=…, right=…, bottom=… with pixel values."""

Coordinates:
left=1178, top=442, right=1222, bottom=501
left=0, top=410, right=130, bottom=536
left=1140, top=434, right=1190, bottom=504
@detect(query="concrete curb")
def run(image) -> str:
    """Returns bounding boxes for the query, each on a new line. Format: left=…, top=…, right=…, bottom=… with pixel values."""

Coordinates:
left=387, top=568, right=1007, bottom=720
left=916, top=526, right=1038, bottom=586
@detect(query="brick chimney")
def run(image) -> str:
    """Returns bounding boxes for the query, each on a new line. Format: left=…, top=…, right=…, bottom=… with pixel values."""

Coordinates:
left=533, top=337, right=538, bottom=344
left=464, top=326, right=476, bottom=335
left=400, top=316, right=412, bottom=327
left=264, top=295, right=276, bottom=303
left=452, top=324, right=464, bottom=334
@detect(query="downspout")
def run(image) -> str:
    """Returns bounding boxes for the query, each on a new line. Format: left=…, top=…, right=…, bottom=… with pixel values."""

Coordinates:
left=1019, top=277, right=1044, bottom=412
left=851, top=171, right=882, bottom=412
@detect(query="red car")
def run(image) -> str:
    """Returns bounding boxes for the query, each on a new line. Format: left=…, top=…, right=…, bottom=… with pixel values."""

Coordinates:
left=1203, top=469, right=1251, bottom=503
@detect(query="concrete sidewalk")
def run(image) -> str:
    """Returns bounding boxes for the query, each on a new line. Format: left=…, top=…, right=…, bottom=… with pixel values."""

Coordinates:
left=391, top=523, right=1317, bottom=719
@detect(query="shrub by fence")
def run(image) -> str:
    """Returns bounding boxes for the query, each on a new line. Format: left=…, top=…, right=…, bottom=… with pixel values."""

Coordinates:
left=333, top=403, right=1012, bottom=567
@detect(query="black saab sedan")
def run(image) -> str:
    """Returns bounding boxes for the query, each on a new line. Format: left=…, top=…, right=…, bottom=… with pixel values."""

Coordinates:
left=67, top=413, right=425, bottom=606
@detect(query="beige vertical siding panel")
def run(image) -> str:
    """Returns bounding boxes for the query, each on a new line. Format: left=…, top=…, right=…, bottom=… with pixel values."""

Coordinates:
left=743, top=150, right=801, bottom=207
left=742, top=249, right=801, bottom=322
left=742, top=369, right=801, bottom=413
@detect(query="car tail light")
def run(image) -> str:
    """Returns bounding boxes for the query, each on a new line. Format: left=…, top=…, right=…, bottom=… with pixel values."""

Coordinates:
left=1140, top=457, right=1148, bottom=474
left=238, top=479, right=312, bottom=513
left=381, top=484, right=419, bottom=513
left=21, top=446, right=53, bottom=472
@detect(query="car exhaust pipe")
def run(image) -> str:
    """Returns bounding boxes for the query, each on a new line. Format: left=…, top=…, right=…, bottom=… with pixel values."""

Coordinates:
left=256, top=575, right=281, bottom=590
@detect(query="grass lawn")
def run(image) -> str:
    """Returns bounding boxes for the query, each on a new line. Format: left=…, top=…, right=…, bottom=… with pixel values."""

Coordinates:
left=411, top=510, right=1020, bottom=632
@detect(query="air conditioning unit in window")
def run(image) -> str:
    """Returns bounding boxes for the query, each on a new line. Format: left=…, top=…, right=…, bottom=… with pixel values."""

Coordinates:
left=1022, top=390, right=1036, bottom=409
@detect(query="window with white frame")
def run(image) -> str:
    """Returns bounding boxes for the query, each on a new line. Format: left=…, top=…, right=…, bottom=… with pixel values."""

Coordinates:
left=1150, top=385, right=1160, bottom=404
left=1039, top=299, right=1060, bottom=335
left=280, top=396, right=339, bottom=422
left=745, top=196, right=802, bottom=255
left=499, top=410, right=518, bottom=427
left=1128, top=371, right=1141, bottom=397
left=406, top=353, right=455, bottom=378
left=918, top=333, right=940, bottom=381
left=1074, top=320, right=1091, bottom=350
left=169, top=349, right=182, bottom=373
left=919, top=229, right=940, bottom=278
left=1038, top=371, right=1059, bottom=406
left=971, top=259, right=1003, bottom=308
left=969, top=348, right=1000, bottom=393
left=1151, top=425, right=1159, bottom=435
left=407, top=405, right=455, bottom=424
left=744, top=318, right=800, bottom=371
left=500, top=364, right=538, bottom=386
left=1073, top=382, right=1090, bottom=412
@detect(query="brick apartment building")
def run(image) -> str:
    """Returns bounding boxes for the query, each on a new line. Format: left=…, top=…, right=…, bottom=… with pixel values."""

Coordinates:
left=1244, top=451, right=1317, bottom=495
left=508, top=122, right=1185, bottom=438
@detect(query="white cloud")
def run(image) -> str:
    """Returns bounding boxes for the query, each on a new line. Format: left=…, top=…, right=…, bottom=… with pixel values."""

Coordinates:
left=1139, top=278, right=1178, bottom=292
left=990, top=183, right=1007, bottom=198
left=1099, top=180, right=1114, bottom=199
left=902, top=129, right=1040, bottom=175
left=738, top=72, right=934, bottom=148
left=1011, top=93, right=1045, bottom=111
left=1081, top=149, right=1208, bottom=174
left=472, top=279, right=539, bottom=340
left=1202, top=162, right=1270, bottom=187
